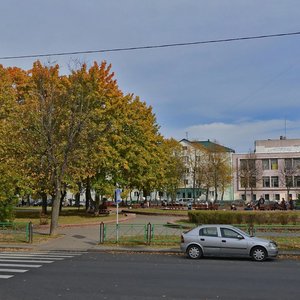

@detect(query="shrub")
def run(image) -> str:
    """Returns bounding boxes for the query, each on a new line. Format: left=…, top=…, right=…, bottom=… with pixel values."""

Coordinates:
left=0, top=198, right=16, bottom=222
left=188, top=210, right=300, bottom=225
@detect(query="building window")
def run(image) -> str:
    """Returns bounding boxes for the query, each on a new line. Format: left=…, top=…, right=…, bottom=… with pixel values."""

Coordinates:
left=293, top=158, right=300, bottom=168
left=252, top=194, right=257, bottom=201
left=274, top=194, right=280, bottom=201
left=185, top=168, right=190, bottom=174
left=250, top=176, right=256, bottom=188
left=285, top=159, right=293, bottom=169
left=262, top=159, right=270, bottom=170
left=271, top=176, right=279, bottom=188
left=240, top=177, right=246, bottom=188
left=286, top=176, right=293, bottom=187
left=240, top=159, right=247, bottom=169
left=263, top=176, right=270, bottom=187
left=184, top=179, right=188, bottom=185
left=265, top=194, right=270, bottom=200
left=270, top=159, right=278, bottom=170
left=294, top=176, right=300, bottom=187
left=182, top=146, right=188, bottom=151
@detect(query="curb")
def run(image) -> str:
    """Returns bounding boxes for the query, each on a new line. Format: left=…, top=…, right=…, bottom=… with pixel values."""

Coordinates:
left=1, top=244, right=300, bottom=257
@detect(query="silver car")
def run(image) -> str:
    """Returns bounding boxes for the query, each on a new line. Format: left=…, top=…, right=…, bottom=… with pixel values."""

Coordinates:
left=180, top=224, right=278, bottom=261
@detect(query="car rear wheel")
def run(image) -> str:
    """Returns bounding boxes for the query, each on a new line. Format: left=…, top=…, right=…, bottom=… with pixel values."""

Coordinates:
left=251, top=246, right=267, bottom=261
left=187, top=245, right=203, bottom=259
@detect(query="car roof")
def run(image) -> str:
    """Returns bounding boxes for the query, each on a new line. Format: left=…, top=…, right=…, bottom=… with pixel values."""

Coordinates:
left=196, top=224, right=235, bottom=228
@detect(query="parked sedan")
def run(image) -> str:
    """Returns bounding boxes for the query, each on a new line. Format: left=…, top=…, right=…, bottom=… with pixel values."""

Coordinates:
left=181, top=224, right=278, bottom=261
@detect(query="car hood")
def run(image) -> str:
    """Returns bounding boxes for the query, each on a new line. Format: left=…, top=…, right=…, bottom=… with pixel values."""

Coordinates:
left=248, top=236, right=272, bottom=244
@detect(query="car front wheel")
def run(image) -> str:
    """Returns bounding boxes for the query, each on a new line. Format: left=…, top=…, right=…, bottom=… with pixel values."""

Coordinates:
left=251, top=246, right=267, bottom=261
left=187, top=245, right=203, bottom=259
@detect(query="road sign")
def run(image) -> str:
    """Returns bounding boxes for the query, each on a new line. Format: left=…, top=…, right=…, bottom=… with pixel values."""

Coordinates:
left=115, top=188, right=122, bottom=203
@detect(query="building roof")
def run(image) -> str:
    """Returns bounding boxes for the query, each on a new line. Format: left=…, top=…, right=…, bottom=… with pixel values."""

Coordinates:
left=180, top=139, right=235, bottom=153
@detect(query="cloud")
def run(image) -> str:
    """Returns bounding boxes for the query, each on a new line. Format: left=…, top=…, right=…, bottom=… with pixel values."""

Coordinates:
left=161, top=119, right=300, bottom=153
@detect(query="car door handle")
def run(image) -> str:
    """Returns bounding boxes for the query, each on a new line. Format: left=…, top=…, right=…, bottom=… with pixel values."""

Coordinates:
left=222, top=240, right=226, bottom=243
left=200, top=238, right=205, bottom=241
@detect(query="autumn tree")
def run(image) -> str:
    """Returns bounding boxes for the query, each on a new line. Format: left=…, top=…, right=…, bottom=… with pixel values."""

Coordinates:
left=11, top=61, right=124, bottom=234
left=238, top=152, right=262, bottom=202
left=205, top=143, right=232, bottom=202
left=185, top=142, right=208, bottom=202
left=159, top=139, right=185, bottom=201
left=279, top=158, right=300, bottom=201
left=0, top=66, right=29, bottom=220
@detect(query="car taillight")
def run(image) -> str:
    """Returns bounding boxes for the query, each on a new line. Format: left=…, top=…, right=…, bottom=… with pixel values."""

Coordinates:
left=181, top=235, right=184, bottom=243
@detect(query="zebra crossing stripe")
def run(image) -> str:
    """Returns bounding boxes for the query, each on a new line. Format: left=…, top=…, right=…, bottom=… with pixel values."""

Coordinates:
left=0, top=255, right=64, bottom=260
left=0, top=259, right=54, bottom=263
left=0, top=275, right=14, bottom=279
left=1, top=254, right=73, bottom=258
left=0, top=264, right=41, bottom=268
left=1, top=252, right=85, bottom=257
left=0, top=269, right=28, bottom=273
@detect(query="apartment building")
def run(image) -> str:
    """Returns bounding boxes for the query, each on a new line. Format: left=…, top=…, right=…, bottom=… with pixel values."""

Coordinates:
left=178, top=139, right=235, bottom=201
left=232, top=138, right=300, bottom=202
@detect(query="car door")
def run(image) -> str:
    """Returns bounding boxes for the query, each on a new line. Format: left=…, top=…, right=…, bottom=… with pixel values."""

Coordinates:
left=198, top=226, right=221, bottom=255
left=219, top=227, right=249, bottom=256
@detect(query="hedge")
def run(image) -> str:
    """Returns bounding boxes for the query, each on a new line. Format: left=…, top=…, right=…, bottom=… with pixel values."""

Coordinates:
left=188, top=210, right=300, bottom=225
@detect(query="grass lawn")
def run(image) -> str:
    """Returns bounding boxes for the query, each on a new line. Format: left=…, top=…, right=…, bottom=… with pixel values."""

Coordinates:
left=14, top=207, right=118, bottom=226
left=122, top=207, right=189, bottom=216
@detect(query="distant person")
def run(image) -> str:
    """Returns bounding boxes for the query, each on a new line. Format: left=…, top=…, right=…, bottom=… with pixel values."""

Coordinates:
left=258, top=196, right=265, bottom=205
left=231, top=204, right=237, bottom=210
left=289, top=197, right=294, bottom=210
left=281, top=198, right=287, bottom=210
left=244, top=203, right=253, bottom=211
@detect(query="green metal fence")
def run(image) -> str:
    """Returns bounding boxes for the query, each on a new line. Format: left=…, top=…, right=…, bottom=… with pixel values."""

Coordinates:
left=99, top=223, right=300, bottom=245
left=100, top=223, right=187, bottom=244
left=0, top=222, right=32, bottom=243
left=103, top=224, right=147, bottom=243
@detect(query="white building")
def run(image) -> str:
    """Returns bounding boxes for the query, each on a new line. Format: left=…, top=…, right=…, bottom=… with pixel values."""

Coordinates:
left=232, top=137, right=300, bottom=202
left=179, top=139, right=235, bottom=201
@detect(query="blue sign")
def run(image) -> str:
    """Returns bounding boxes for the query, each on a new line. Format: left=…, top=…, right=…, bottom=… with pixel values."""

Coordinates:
left=115, top=188, right=122, bottom=203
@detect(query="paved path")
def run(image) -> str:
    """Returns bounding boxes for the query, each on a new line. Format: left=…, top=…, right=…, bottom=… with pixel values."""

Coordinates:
left=35, top=213, right=183, bottom=251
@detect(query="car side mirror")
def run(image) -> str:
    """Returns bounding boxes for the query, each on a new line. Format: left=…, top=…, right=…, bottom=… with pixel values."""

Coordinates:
left=237, top=235, right=244, bottom=240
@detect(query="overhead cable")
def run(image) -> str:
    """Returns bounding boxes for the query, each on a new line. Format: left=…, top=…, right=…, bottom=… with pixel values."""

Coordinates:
left=0, top=31, right=300, bottom=60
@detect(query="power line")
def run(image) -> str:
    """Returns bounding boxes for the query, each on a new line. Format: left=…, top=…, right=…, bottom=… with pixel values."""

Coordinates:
left=1, top=31, right=300, bottom=61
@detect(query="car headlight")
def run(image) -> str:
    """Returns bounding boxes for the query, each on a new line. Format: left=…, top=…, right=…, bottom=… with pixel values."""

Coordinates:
left=268, top=242, right=277, bottom=249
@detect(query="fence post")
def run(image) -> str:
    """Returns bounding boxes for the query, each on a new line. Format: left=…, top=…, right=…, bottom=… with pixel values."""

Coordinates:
left=99, top=222, right=105, bottom=244
left=146, top=222, right=152, bottom=245
left=28, top=221, right=33, bottom=243
left=248, top=224, right=255, bottom=236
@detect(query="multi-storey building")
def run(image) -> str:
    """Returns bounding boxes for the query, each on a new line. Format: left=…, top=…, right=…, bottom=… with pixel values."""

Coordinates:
left=232, top=137, right=300, bottom=202
left=179, top=139, right=235, bottom=201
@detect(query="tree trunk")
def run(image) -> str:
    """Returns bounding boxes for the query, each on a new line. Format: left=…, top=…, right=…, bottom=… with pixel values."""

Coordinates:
left=50, top=180, right=62, bottom=235
left=59, top=189, right=67, bottom=212
left=41, top=192, right=48, bottom=215
left=85, top=176, right=92, bottom=210
left=95, top=191, right=100, bottom=215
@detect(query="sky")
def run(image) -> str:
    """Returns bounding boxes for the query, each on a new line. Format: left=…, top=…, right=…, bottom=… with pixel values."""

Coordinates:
left=1, top=0, right=300, bottom=153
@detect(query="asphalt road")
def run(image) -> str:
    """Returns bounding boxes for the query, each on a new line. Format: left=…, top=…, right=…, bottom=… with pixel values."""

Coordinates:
left=0, top=252, right=299, bottom=300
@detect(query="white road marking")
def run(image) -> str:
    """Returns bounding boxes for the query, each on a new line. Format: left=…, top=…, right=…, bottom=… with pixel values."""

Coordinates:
left=0, top=269, right=28, bottom=273
left=0, top=264, right=41, bottom=268
left=0, top=255, right=64, bottom=260
left=0, top=251, right=85, bottom=280
left=0, top=275, right=14, bottom=279
left=0, top=259, right=54, bottom=263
